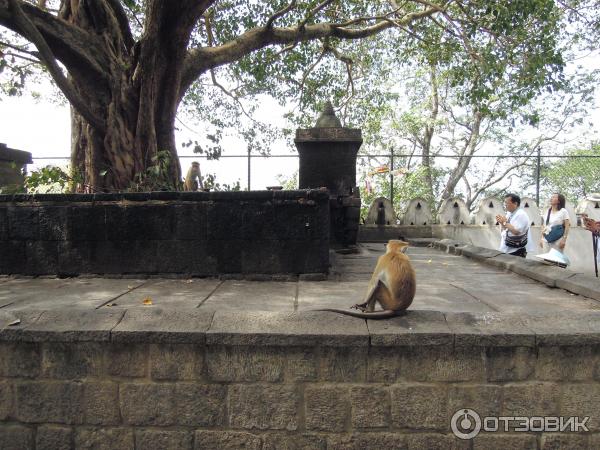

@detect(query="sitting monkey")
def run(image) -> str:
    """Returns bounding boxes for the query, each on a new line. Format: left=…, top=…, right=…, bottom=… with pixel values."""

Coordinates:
left=320, top=240, right=416, bottom=319
left=184, top=161, right=203, bottom=191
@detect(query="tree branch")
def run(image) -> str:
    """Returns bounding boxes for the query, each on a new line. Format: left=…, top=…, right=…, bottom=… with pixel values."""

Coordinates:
left=471, top=157, right=532, bottom=204
left=181, top=4, right=442, bottom=93
left=0, top=38, right=39, bottom=58
left=266, top=1, right=297, bottom=29
left=104, top=0, right=135, bottom=51
left=440, top=110, right=483, bottom=200
left=298, top=46, right=326, bottom=106
left=5, top=0, right=105, bottom=132
left=4, top=50, right=40, bottom=64
left=203, top=11, right=259, bottom=124
left=0, top=0, right=111, bottom=83
left=298, top=0, right=334, bottom=30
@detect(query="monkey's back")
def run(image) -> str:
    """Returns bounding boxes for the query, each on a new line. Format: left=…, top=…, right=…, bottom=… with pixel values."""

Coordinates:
left=374, top=251, right=416, bottom=310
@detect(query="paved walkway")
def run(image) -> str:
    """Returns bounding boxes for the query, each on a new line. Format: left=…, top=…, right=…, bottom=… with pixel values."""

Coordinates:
left=1, top=244, right=599, bottom=314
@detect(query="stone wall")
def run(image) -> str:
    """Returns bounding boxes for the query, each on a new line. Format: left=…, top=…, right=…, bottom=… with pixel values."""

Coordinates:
left=0, top=309, right=599, bottom=449
left=0, top=190, right=330, bottom=277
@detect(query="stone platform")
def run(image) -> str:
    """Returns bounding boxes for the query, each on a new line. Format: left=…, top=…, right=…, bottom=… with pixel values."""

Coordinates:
left=1, top=244, right=598, bottom=314
left=1, top=244, right=599, bottom=449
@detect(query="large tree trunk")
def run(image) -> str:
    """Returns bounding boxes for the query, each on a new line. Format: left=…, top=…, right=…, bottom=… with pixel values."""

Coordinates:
left=60, top=0, right=206, bottom=192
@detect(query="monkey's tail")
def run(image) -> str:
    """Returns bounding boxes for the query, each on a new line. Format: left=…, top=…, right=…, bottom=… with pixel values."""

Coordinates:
left=314, top=309, right=407, bottom=320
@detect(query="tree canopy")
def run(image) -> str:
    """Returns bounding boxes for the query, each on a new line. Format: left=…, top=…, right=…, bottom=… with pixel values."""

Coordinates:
left=0, top=0, right=589, bottom=192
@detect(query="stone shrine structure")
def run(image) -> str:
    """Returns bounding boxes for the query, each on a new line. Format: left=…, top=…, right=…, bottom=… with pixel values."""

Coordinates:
left=473, top=196, right=503, bottom=226
left=437, top=197, right=469, bottom=225
left=521, top=196, right=541, bottom=225
left=365, top=197, right=396, bottom=225
left=403, top=198, right=432, bottom=226
left=0, top=143, right=32, bottom=193
left=295, top=102, right=362, bottom=246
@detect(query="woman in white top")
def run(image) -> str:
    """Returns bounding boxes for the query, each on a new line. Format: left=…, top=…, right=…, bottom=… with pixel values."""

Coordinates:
left=539, top=193, right=570, bottom=253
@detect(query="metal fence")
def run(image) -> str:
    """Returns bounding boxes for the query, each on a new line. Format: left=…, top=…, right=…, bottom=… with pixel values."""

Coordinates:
left=30, top=154, right=299, bottom=192
left=356, top=152, right=600, bottom=212
left=30, top=151, right=600, bottom=209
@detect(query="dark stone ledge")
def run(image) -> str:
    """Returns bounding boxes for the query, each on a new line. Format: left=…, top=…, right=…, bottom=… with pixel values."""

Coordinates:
left=206, top=310, right=369, bottom=347
left=367, top=310, right=453, bottom=346
left=0, top=189, right=331, bottom=204
left=111, top=308, right=214, bottom=344
left=1, top=309, right=124, bottom=342
left=445, top=312, right=535, bottom=347
left=1, top=308, right=599, bottom=348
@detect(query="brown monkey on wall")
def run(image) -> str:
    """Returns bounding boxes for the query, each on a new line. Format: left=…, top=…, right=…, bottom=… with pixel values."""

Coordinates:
left=319, top=240, right=416, bottom=319
left=184, top=161, right=203, bottom=191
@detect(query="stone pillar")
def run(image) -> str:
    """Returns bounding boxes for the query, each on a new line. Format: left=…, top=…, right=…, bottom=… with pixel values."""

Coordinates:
left=0, top=143, right=32, bottom=193
left=294, top=102, right=363, bottom=247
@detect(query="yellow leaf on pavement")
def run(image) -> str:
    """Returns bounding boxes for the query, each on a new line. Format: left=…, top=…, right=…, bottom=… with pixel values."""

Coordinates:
left=142, top=297, right=153, bottom=306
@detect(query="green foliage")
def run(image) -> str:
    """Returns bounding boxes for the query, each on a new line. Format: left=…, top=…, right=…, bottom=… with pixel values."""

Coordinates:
left=128, top=150, right=181, bottom=192
left=276, top=171, right=298, bottom=190
left=23, top=165, right=76, bottom=193
left=200, top=173, right=241, bottom=191
left=541, top=146, right=600, bottom=202
left=0, top=0, right=595, bottom=196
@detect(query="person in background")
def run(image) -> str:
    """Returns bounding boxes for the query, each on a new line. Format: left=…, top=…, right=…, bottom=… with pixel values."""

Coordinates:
left=582, top=214, right=600, bottom=271
left=539, top=193, right=570, bottom=253
left=496, top=193, right=533, bottom=258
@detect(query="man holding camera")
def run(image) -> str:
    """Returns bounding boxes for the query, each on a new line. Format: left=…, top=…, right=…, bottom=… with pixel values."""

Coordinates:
left=496, top=193, right=533, bottom=258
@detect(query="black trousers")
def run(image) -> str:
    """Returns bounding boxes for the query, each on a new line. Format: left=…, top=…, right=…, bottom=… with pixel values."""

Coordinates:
left=509, top=247, right=527, bottom=258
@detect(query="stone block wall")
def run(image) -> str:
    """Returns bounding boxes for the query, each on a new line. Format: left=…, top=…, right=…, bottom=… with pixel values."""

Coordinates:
left=1, top=309, right=599, bottom=449
left=0, top=190, right=330, bottom=277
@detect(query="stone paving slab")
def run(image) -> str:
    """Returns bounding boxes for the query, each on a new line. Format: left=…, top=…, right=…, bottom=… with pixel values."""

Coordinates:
left=411, top=284, right=494, bottom=313
left=111, top=308, right=214, bottom=343
left=445, top=311, right=535, bottom=347
left=556, top=273, right=600, bottom=301
left=519, top=311, right=600, bottom=345
left=0, top=278, right=146, bottom=311
left=109, top=279, right=221, bottom=309
left=17, top=309, right=125, bottom=342
left=0, top=309, right=43, bottom=341
left=201, top=281, right=296, bottom=312
left=296, top=281, right=366, bottom=311
left=449, top=282, right=600, bottom=313
left=206, top=310, right=369, bottom=347
left=367, top=310, right=453, bottom=346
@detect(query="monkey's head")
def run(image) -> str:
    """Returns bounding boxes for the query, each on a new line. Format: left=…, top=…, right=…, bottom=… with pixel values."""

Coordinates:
left=191, top=161, right=199, bottom=167
left=386, top=240, right=409, bottom=254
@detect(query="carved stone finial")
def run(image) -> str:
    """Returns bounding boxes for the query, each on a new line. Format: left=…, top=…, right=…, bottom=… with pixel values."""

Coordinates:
left=315, top=101, right=342, bottom=128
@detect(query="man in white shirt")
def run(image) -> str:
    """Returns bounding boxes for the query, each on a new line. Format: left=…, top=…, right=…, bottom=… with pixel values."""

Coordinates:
left=496, top=193, right=533, bottom=258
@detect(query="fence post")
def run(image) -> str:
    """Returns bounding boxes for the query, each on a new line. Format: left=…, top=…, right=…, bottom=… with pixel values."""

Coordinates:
left=247, top=148, right=251, bottom=191
left=535, top=146, right=541, bottom=206
left=390, top=150, right=394, bottom=202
